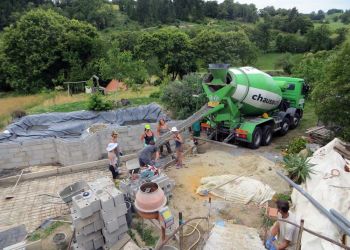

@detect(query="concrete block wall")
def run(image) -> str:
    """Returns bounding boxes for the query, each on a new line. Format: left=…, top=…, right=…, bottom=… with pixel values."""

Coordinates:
left=71, top=178, right=129, bottom=250
left=0, top=138, right=58, bottom=170
left=0, top=121, right=188, bottom=170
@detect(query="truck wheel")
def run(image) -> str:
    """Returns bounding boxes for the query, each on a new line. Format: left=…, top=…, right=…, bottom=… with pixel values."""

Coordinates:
left=261, top=125, right=272, bottom=146
left=279, top=117, right=290, bottom=136
left=290, top=113, right=300, bottom=129
left=250, top=127, right=262, bottom=149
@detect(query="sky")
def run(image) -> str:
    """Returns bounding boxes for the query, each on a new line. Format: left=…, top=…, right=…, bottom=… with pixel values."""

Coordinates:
left=234, top=0, right=350, bottom=13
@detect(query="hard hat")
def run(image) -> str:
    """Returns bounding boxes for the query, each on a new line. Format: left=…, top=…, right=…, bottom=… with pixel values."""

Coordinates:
left=106, top=143, right=118, bottom=152
left=171, top=127, right=178, bottom=132
left=145, top=124, right=151, bottom=130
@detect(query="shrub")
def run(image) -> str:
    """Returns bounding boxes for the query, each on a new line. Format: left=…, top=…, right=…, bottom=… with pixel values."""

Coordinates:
left=11, top=110, right=27, bottom=121
left=149, top=91, right=161, bottom=98
left=283, top=154, right=315, bottom=184
left=87, top=93, right=113, bottom=111
left=161, top=74, right=207, bottom=119
left=286, top=137, right=307, bottom=155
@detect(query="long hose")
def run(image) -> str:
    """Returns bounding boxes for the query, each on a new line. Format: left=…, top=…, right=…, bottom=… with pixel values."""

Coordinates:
left=183, top=221, right=202, bottom=250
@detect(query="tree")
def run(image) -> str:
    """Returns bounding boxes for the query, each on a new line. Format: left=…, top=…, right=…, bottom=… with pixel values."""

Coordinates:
left=135, top=29, right=197, bottom=79
left=292, top=51, right=333, bottom=88
left=0, top=0, right=54, bottom=30
left=193, top=30, right=258, bottom=67
left=275, top=33, right=308, bottom=53
left=204, top=1, right=219, bottom=18
left=340, top=10, right=350, bottom=24
left=161, top=74, right=207, bottom=119
left=306, top=25, right=333, bottom=51
left=309, top=10, right=325, bottom=21
left=55, top=0, right=118, bottom=29
left=2, top=9, right=101, bottom=93
left=251, top=22, right=271, bottom=51
left=99, top=46, right=148, bottom=86
left=312, top=43, right=350, bottom=141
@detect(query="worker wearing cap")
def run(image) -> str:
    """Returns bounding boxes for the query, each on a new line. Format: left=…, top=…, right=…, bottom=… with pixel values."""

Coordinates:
left=171, top=127, right=183, bottom=168
left=267, top=200, right=299, bottom=250
left=140, top=124, right=156, bottom=147
left=138, top=140, right=160, bottom=168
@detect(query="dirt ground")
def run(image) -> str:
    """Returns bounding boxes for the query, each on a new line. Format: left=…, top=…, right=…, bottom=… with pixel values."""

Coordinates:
left=162, top=143, right=290, bottom=247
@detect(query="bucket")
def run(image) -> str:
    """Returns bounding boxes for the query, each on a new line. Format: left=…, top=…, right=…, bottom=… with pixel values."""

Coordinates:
left=53, top=232, right=67, bottom=250
left=125, top=200, right=132, bottom=227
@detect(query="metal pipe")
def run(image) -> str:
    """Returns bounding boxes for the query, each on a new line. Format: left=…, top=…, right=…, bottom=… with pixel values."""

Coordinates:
left=278, top=218, right=350, bottom=250
left=330, top=209, right=350, bottom=228
left=155, top=216, right=208, bottom=250
left=276, top=171, right=350, bottom=236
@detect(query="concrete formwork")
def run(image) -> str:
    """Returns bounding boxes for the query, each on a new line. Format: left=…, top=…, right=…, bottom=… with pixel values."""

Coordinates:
left=0, top=121, right=187, bottom=171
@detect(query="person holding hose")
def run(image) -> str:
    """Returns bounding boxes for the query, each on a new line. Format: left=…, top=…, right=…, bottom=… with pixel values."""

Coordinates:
left=157, top=118, right=172, bottom=157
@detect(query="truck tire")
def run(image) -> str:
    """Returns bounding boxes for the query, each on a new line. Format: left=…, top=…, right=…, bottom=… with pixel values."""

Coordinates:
left=279, top=117, right=290, bottom=136
left=261, top=125, right=273, bottom=146
left=250, top=127, right=262, bottom=149
left=289, top=113, right=300, bottom=129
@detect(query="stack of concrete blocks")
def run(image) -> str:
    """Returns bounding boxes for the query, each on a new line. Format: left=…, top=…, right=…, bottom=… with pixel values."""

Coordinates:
left=71, top=177, right=129, bottom=250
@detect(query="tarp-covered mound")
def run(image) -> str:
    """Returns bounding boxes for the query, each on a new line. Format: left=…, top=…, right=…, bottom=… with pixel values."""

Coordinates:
left=0, top=103, right=167, bottom=142
left=292, top=138, right=350, bottom=250
left=197, top=174, right=276, bottom=205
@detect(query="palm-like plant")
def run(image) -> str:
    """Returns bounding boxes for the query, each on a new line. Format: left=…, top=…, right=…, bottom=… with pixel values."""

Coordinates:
left=283, top=154, right=315, bottom=184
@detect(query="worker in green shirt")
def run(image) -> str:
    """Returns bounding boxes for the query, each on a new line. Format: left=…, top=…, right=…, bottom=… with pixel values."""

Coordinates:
left=192, top=121, right=201, bottom=145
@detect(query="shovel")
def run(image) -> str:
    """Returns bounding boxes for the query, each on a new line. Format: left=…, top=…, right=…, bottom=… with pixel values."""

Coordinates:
left=198, top=175, right=244, bottom=196
left=5, top=169, right=24, bottom=200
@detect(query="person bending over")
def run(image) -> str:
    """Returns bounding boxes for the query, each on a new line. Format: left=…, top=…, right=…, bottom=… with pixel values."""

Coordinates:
left=138, top=141, right=160, bottom=168
left=267, top=200, right=299, bottom=250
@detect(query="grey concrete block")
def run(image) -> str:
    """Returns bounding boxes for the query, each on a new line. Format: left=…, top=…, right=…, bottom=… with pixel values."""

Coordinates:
left=100, top=204, right=127, bottom=222
left=104, top=186, right=124, bottom=206
left=72, top=191, right=101, bottom=219
left=93, top=235, right=105, bottom=249
left=96, top=190, right=114, bottom=212
left=76, top=230, right=102, bottom=245
left=71, top=211, right=101, bottom=231
left=80, top=240, right=94, bottom=250
left=82, top=223, right=95, bottom=236
left=94, top=219, right=104, bottom=231
left=104, top=216, right=127, bottom=234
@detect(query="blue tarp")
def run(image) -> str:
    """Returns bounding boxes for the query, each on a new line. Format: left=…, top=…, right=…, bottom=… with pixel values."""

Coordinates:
left=0, top=103, right=168, bottom=142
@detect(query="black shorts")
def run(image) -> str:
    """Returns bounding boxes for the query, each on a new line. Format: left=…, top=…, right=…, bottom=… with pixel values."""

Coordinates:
left=139, top=158, right=148, bottom=167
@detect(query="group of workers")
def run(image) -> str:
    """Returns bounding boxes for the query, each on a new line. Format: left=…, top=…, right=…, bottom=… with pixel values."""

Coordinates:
left=105, top=120, right=298, bottom=250
left=105, top=118, right=193, bottom=181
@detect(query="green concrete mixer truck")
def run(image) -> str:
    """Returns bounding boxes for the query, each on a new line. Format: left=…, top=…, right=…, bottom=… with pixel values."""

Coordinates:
left=201, top=64, right=309, bottom=149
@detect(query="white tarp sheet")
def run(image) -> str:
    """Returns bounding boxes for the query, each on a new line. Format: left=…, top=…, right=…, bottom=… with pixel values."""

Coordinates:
left=197, top=174, right=276, bottom=205
left=204, top=223, right=265, bottom=250
left=291, top=138, right=350, bottom=250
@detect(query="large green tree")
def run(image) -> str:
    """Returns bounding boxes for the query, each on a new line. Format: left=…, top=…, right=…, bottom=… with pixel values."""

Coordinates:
left=312, top=43, right=350, bottom=141
left=135, top=29, right=196, bottom=79
left=99, top=46, right=148, bottom=86
left=306, top=25, right=333, bottom=52
left=2, top=9, right=101, bottom=93
left=193, top=30, right=258, bottom=67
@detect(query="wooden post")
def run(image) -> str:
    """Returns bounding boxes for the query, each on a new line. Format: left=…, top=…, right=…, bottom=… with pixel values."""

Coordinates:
left=179, top=212, right=183, bottom=250
left=296, top=219, right=304, bottom=250
left=67, top=83, right=70, bottom=96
